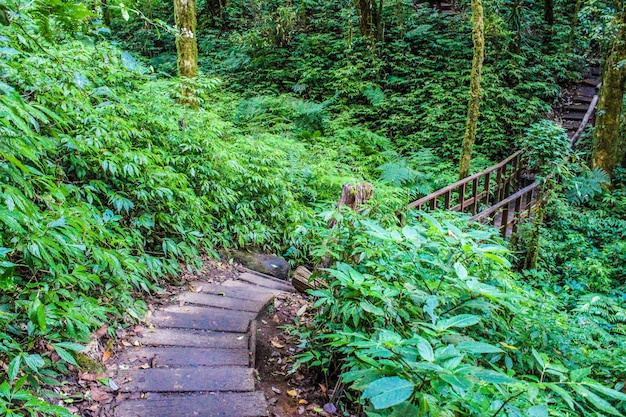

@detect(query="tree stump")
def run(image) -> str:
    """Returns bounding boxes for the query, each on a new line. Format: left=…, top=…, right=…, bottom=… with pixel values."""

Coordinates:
left=328, top=182, right=374, bottom=228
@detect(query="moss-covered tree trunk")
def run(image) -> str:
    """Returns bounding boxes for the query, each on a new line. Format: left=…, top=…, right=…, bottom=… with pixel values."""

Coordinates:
left=355, top=0, right=383, bottom=42
left=458, top=0, right=484, bottom=179
left=174, top=0, right=198, bottom=104
left=592, top=8, right=625, bottom=176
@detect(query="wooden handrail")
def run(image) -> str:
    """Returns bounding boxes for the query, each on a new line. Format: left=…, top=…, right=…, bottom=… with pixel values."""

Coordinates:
left=470, top=181, right=539, bottom=221
left=408, top=150, right=523, bottom=215
left=470, top=181, right=540, bottom=237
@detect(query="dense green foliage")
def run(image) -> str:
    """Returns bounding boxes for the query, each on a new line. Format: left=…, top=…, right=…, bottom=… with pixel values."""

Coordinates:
left=294, top=211, right=626, bottom=415
left=0, top=0, right=624, bottom=416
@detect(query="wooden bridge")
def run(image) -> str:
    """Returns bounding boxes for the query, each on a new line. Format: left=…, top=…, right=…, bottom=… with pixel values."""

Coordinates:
left=409, top=65, right=600, bottom=237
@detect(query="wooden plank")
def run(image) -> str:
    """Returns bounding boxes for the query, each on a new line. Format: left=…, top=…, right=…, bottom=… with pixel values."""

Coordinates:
left=153, top=306, right=256, bottom=333
left=575, top=85, right=597, bottom=97
left=238, top=272, right=294, bottom=292
left=116, top=367, right=255, bottom=393
left=562, top=111, right=586, bottom=121
left=188, top=281, right=280, bottom=301
left=564, top=103, right=590, bottom=112
left=130, top=328, right=248, bottom=349
left=114, top=391, right=268, bottom=417
left=118, top=347, right=250, bottom=368
left=177, top=292, right=272, bottom=313
left=582, top=78, right=600, bottom=87
left=572, top=95, right=594, bottom=104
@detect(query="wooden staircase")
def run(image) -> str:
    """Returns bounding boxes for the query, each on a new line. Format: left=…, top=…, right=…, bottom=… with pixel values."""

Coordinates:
left=409, top=63, right=602, bottom=238
left=559, top=64, right=601, bottom=145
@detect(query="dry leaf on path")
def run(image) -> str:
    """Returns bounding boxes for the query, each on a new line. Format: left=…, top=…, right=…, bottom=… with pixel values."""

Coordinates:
left=93, top=325, right=109, bottom=339
left=89, top=387, right=112, bottom=402
left=271, top=340, right=285, bottom=349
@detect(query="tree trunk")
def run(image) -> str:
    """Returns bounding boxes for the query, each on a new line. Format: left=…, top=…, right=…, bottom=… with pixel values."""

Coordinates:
left=101, top=0, right=111, bottom=27
left=567, top=0, right=583, bottom=49
left=592, top=9, right=626, bottom=177
left=544, top=0, right=554, bottom=26
left=458, top=0, right=485, bottom=179
left=355, top=0, right=384, bottom=42
left=173, top=0, right=199, bottom=104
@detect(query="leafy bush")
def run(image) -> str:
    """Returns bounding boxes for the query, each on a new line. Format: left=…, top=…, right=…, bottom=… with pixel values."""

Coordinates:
left=294, top=211, right=626, bottom=416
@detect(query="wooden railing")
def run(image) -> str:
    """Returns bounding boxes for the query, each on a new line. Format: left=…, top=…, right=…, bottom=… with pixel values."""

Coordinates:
left=470, top=181, right=540, bottom=237
left=408, top=150, right=523, bottom=216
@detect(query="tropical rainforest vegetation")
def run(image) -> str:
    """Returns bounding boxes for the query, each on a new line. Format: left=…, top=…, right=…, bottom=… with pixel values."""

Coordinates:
left=0, top=0, right=625, bottom=416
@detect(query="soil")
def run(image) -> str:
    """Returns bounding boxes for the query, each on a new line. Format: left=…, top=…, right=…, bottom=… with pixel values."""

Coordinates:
left=255, top=291, right=359, bottom=417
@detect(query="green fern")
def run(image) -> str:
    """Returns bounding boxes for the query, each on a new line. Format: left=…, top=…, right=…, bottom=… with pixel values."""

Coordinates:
left=567, top=168, right=610, bottom=206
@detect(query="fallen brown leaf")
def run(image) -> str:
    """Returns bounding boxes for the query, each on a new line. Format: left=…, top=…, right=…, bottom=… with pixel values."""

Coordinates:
left=271, top=340, right=285, bottom=349
left=93, top=325, right=109, bottom=339
left=89, top=387, right=112, bottom=402
left=102, top=351, right=111, bottom=362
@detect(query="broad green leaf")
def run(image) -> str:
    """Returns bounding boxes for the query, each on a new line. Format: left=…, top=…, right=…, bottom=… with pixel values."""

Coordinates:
left=457, top=342, right=503, bottom=354
left=570, top=367, right=591, bottom=382
left=583, top=382, right=626, bottom=402
left=440, top=373, right=474, bottom=391
left=437, top=314, right=480, bottom=331
left=8, top=355, right=21, bottom=382
left=572, top=384, right=621, bottom=416
left=546, top=383, right=577, bottom=411
left=23, top=354, right=45, bottom=372
left=528, top=405, right=548, bottom=417
left=360, top=300, right=384, bottom=317
left=416, top=339, right=434, bottom=362
left=362, top=376, right=414, bottom=410
left=473, top=369, right=517, bottom=384
left=53, top=342, right=85, bottom=352
left=454, top=262, right=468, bottom=280
left=53, top=346, right=78, bottom=366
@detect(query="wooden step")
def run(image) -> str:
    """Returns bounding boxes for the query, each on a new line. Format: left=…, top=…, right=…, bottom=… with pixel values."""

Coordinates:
left=562, top=112, right=586, bottom=121
left=177, top=291, right=273, bottom=313
left=115, top=367, right=255, bottom=393
left=152, top=305, right=256, bottom=333
left=115, top=392, right=268, bottom=417
left=575, top=85, right=598, bottom=97
left=562, top=120, right=581, bottom=129
left=238, top=272, right=294, bottom=292
left=572, top=95, right=594, bottom=104
left=564, top=103, right=589, bottom=112
left=581, top=78, right=600, bottom=87
left=129, top=328, right=249, bottom=349
left=188, top=281, right=281, bottom=301
left=118, top=346, right=250, bottom=368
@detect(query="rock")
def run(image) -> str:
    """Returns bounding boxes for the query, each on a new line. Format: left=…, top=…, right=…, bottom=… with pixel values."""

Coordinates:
left=229, top=250, right=291, bottom=280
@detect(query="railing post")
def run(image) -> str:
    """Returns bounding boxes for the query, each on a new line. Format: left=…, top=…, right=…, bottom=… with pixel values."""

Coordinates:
left=444, top=190, right=451, bottom=209
left=483, top=171, right=491, bottom=207
left=430, top=198, right=437, bottom=210
left=495, top=166, right=503, bottom=202
left=459, top=183, right=466, bottom=211
left=501, top=202, right=510, bottom=237
left=512, top=195, right=522, bottom=234
left=471, top=177, right=479, bottom=214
